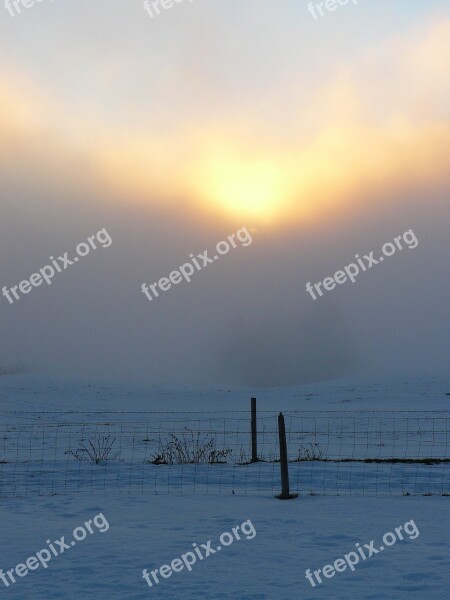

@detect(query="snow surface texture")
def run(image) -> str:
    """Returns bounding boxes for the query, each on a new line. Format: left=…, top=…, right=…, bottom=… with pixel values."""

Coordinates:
left=0, top=374, right=449, bottom=599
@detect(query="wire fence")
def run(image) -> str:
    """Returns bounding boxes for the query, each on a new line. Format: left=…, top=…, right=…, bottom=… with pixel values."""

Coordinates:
left=0, top=408, right=449, bottom=498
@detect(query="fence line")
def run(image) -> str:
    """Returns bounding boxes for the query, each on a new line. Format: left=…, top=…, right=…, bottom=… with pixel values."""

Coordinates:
left=0, top=404, right=449, bottom=499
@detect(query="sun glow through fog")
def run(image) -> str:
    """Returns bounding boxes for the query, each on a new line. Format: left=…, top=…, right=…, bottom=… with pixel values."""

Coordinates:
left=0, top=17, right=448, bottom=228
left=189, top=153, right=294, bottom=223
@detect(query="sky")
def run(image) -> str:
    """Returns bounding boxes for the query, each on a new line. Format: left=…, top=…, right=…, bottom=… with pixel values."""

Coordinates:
left=0, top=0, right=449, bottom=386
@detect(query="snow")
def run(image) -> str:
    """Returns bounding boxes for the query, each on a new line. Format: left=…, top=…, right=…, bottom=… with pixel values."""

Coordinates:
left=0, top=494, right=449, bottom=599
left=0, top=373, right=449, bottom=599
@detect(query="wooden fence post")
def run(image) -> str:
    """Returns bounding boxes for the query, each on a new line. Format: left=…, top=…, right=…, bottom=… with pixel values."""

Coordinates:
left=276, top=412, right=298, bottom=500
left=251, top=397, right=258, bottom=463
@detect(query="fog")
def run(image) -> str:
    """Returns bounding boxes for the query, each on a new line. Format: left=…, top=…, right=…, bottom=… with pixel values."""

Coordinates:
left=1, top=177, right=448, bottom=387
left=0, top=0, right=449, bottom=387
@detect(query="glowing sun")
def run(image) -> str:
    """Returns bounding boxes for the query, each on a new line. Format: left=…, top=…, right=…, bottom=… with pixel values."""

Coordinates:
left=192, top=154, right=291, bottom=223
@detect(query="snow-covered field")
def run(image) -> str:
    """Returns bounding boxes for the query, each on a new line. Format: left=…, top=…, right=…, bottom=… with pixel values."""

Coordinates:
left=0, top=373, right=449, bottom=599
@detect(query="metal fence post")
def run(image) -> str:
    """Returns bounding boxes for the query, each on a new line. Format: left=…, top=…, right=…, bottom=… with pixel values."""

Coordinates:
left=251, top=397, right=258, bottom=463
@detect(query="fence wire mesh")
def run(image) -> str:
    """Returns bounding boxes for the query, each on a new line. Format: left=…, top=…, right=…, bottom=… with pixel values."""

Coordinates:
left=0, top=410, right=448, bottom=498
